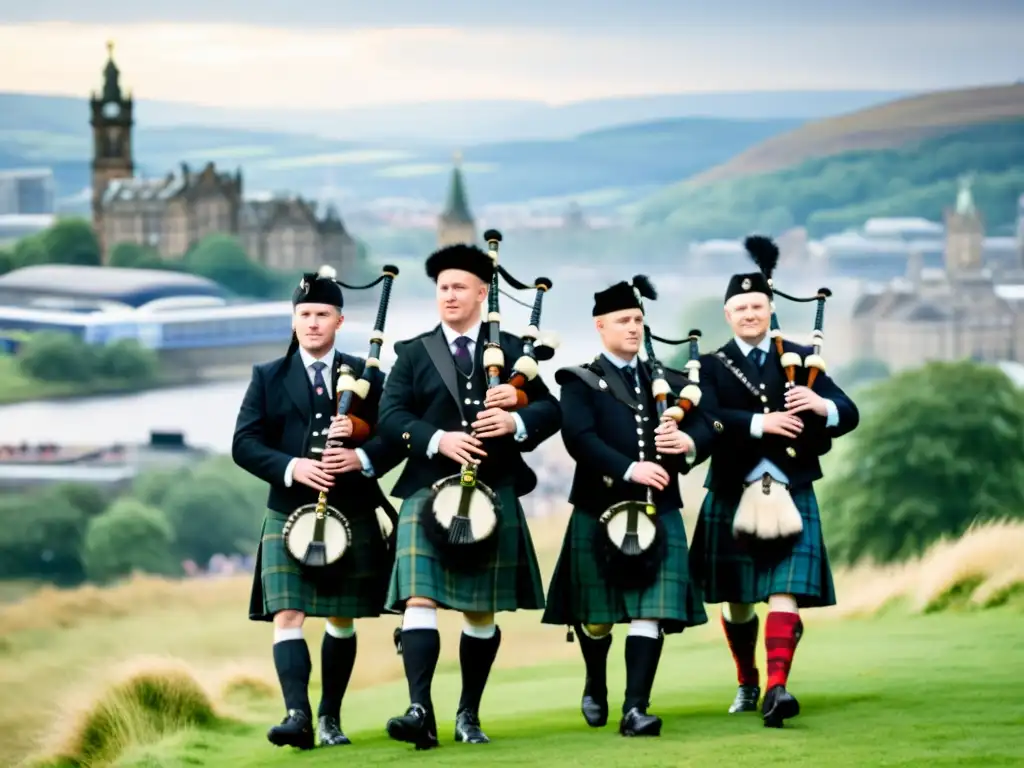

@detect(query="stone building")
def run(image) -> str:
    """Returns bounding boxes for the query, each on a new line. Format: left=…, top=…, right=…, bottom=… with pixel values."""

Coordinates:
left=88, top=43, right=358, bottom=273
left=437, top=152, right=477, bottom=247
left=851, top=179, right=1024, bottom=371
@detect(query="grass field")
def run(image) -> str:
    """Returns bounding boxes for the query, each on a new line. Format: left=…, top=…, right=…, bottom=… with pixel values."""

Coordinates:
left=2, top=508, right=1023, bottom=767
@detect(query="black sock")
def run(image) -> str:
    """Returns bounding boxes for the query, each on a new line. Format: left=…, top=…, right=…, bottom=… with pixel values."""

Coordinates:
left=458, top=627, right=502, bottom=714
left=401, top=629, right=441, bottom=712
left=273, top=638, right=312, bottom=718
left=643, top=630, right=665, bottom=707
left=575, top=624, right=612, bottom=701
left=318, top=632, right=357, bottom=720
left=623, top=635, right=661, bottom=714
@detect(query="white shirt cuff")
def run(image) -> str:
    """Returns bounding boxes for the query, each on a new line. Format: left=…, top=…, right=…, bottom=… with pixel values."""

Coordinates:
left=283, top=456, right=298, bottom=487
left=355, top=447, right=374, bottom=477
left=824, top=399, right=839, bottom=428
left=750, top=414, right=764, bottom=438
left=512, top=412, right=527, bottom=442
left=426, top=429, right=444, bottom=458
left=624, top=461, right=636, bottom=482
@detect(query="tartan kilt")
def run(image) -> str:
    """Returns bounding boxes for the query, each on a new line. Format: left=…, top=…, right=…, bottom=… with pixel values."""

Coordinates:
left=541, top=505, right=708, bottom=635
left=689, top=483, right=837, bottom=608
left=385, top=484, right=546, bottom=613
left=248, top=506, right=394, bottom=622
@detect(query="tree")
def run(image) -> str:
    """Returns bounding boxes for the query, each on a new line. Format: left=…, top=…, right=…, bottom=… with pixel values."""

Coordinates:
left=95, top=338, right=159, bottom=384
left=0, top=248, right=13, bottom=276
left=108, top=242, right=164, bottom=269
left=159, top=463, right=266, bottom=564
left=17, top=330, right=98, bottom=382
left=0, top=489, right=91, bottom=584
left=818, top=361, right=1024, bottom=566
left=42, top=218, right=102, bottom=266
left=182, top=234, right=273, bottom=298
left=81, top=498, right=179, bottom=584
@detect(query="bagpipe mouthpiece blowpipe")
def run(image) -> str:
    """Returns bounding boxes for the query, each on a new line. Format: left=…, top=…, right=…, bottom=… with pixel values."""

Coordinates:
left=804, top=287, right=831, bottom=389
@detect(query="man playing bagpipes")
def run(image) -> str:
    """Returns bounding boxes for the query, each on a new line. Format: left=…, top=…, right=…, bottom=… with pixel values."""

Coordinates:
left=376, top=234, right=562, bottom=749
left=231, top=265, right=407, bottom=750
left=689, top=236, right=860, bottom=728
left=541, top=275, right=715, bottom=737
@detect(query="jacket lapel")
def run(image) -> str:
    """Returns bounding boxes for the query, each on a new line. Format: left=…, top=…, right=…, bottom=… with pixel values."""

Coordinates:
left=284, top=353, right=313, bottom=421
left=422, top=326, right=463, bottom=412
left=593, top=359, right=641, bottom=414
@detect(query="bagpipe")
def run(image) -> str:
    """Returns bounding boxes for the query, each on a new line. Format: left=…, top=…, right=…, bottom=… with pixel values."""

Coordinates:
left=594, top=283, right=705, bottom=591
left=730, top=236, right=835, bottom=551
left=421, top=229, right=559, bottom=572
left=281, top=263, right=400, bottom=568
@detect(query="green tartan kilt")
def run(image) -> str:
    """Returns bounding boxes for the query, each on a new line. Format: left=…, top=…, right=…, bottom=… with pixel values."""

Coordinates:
left=248, top=506, right=394, bottom=622
left=541, top=506, right=708, bottom=635
left=689, top=483, right=837, bottom=608
left=385, top=485, right=546, bottom=614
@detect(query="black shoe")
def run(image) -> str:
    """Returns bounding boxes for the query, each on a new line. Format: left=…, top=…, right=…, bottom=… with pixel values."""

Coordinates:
left=729, top=684, right=761, bottom=713
left=267, top=709, right=314, bottom=750
left=581, top=674, right=608, bottom=728
left=386, top=703, right=439, bottom=750
left=618, top=706, right=662, bottom=737
left=761, top=684, right=800, bottom=728
left=454, top=708, right=490, bottom=743
left=317, top=715, right=351, bottom=746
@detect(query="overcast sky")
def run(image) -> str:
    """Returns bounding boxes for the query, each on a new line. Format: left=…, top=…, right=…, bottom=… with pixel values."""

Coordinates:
left=3, top=1, right=1022, bottom=109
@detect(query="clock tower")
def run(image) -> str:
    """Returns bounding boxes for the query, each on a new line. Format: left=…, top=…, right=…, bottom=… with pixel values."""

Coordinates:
left=89, top=41, right=134, bottom=256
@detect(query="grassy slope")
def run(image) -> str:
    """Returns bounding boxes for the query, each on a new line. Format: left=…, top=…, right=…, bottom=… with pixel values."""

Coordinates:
left=689, top=82, right=1024, bottom=184
left=132, top=610, right=1024, bottom=768
left=3, top=502, right=1024, bottom=767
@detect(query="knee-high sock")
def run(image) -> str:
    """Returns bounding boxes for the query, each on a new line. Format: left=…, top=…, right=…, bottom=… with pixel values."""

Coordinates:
left=273, top=626, right=312, bottom=718
left=765, top=611, right=802, bottom=690
left=401, top=607, right=441, bottom=711
left=458, top=623, right=501, bottom=714
left=623, top=620, right=661, bottom=714
left=576, top=624, right=612, bottom=701
left=318, top=624, right=356, bottom=720
left=721, top=611, right=760, bottom=687
left=643, top=627, right=665, bottom=707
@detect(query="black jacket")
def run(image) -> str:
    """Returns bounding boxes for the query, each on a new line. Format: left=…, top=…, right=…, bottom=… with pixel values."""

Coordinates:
left=699, top=338, right=859, bottom=492
left=556, top=355, right=716, bottom=513
left=231, top=350, right=405, bottom=515
left=377, top=324, right=562, bottom=499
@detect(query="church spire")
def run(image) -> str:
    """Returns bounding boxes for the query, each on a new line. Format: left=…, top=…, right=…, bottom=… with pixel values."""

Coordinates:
left=101, top=40, right=123, bottom=104
left=436, top=150, right=477, bottom=247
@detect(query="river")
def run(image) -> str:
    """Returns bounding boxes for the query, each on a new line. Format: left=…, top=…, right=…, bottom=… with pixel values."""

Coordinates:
left=0, top=270, right=858, bottom=453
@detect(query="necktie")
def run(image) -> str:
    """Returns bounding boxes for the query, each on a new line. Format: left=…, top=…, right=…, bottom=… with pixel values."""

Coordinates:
left=453, top=336, right=473, bottom=376
left=620, top=364, right=638, bottom=390
left=749, top=348, right=766, bottom=369
left=311, top=361, right=330, bottom=398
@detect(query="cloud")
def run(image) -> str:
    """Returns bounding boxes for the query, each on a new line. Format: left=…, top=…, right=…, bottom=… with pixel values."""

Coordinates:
left=2, top=20, right=1021, bottom=110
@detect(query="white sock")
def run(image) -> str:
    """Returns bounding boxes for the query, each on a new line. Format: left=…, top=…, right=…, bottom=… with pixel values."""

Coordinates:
left=402, top=605, right=438, bottom=631
left=463, top=621, right=496, bottom=640
left=325, top=621, right=355, bottom=639
left=723, top=603, right=757, bottom=623
left=273, top=626, right=303, bottom=644
left=627, top=619, right=660, bottom=640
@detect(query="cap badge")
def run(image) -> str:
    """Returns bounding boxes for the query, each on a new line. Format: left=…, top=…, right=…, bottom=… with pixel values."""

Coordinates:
left=741, top=277, right=751, bottom=290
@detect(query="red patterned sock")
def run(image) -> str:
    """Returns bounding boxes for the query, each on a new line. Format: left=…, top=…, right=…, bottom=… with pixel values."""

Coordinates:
left=720, top=613, right=759, bottom=687
left=765, top=611, right=801, bottom=690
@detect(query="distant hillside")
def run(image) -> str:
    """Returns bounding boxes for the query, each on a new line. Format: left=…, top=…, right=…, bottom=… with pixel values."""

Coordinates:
left=635, top=118, right=1024, bottom=240
left=686, top=83, right=1024, bottom=185
left=0, top=113, right=803, bottom=212
left=0, top=89, right=905, bottom=143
